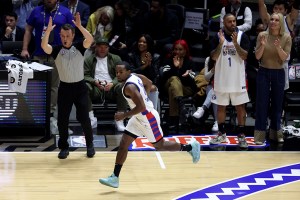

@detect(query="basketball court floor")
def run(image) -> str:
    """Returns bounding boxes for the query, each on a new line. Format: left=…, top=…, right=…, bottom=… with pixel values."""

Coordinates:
left=1, top=115, right=300, bottom=199
left=0, top=151, right=299, bottom=200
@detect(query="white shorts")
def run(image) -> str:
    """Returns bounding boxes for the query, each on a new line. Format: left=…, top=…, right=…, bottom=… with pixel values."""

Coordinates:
left=211, top=91, right=249, bottom=106
left=125, top=109, right=163, bottom=143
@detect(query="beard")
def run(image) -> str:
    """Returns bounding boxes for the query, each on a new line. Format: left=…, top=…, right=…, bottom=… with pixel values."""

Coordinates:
left=44, top=1, right=57, bottom=11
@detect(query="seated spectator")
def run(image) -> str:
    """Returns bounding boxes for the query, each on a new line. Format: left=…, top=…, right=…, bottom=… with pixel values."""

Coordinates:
left=128, top=34, right=160, bottom=110
left=193, top=56, right=218, bottom=132
left=220, top=0, right=252, bottom=33
left=84, top=37, right=128, bottom=131
left=0, top=12, right=24, bottom=42
left=86, top=5, right=114, bottom=40
left=139, top=0, right=179, bottom=57
left=160, top=39, right=197, bottom=126
left=0, top=12, right=35, bottom=54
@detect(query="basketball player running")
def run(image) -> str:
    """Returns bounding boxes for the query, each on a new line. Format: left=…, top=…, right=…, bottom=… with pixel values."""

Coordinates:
left=99, top=61, right=200, bottom=188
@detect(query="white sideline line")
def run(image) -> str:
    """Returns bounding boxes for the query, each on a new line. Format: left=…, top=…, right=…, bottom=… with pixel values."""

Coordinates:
left=155, top=152, right=166, bottom=169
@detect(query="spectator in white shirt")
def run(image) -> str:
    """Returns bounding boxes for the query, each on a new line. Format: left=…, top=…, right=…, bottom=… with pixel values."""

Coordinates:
left=220, top=0, right=252, bottom=33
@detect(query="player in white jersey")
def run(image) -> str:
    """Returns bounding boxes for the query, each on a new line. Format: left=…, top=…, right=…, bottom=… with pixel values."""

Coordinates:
left=209, top=13, right=250, bottom=149
left=99, top=61, right=201, bottom=188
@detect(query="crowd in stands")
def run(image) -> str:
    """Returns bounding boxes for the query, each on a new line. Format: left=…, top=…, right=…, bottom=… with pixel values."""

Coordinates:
left=0, top=0, right=299, bottom=149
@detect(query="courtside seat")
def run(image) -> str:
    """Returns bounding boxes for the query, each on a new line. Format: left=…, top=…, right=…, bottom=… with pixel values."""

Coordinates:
left=283, top=92, right=300, bottom=126
left=92, top=100, right=117, bottom=125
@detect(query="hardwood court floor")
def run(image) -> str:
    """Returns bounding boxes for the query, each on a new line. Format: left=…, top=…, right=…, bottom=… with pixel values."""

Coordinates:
left=0, top=151, right=299, bottom=200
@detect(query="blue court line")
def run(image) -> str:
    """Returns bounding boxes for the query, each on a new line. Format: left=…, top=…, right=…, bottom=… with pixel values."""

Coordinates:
left=175, top=163, right=300, bottom=200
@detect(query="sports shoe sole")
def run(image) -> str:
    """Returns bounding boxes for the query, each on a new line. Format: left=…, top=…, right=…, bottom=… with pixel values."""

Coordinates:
left=99, top=179, right=119, bottom=188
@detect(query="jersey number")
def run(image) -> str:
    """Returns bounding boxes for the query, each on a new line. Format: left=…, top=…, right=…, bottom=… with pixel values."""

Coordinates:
left=228, top=57, right=231, bottom=67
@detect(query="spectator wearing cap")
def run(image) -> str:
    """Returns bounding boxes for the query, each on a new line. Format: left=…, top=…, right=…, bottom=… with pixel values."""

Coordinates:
left=84, top=37, right=128, bottom=132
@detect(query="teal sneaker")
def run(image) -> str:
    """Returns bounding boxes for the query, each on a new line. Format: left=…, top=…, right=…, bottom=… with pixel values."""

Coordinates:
left=99, top=173, right=119, bottom=188
left=188, top=139, right=201, bottom=164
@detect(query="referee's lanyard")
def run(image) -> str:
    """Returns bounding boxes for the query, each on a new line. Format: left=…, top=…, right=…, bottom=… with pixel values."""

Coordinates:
left=41, top=3, right=60, bottom=40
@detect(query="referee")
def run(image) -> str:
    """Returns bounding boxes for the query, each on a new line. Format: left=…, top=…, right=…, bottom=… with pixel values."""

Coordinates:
left=41, top=13, right=95, bottom=159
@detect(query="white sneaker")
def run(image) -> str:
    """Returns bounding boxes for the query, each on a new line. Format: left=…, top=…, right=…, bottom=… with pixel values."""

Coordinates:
left=115, top=120, right=125, bottom=132
left=212, top=121, right=219, bottom=132
left=50, top=117, right=59, bottom=135
left=90, top=116, right=98, bottom=129
left=89, top=111, right=97, bottom=128
left=50, top=117, right=74, bottom=135
left=193, top=107, right=205, bottom=119
left=68, top=128, right=73, bottom=135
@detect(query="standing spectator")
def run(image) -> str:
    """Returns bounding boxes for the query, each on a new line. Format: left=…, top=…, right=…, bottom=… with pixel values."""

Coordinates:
left=259, top=0, right=298, bottom=32
left=192, top=56, right=219, bottom=132
left=246, top=18, right=265, bottom=118
left=84, top=37, right=128, bottom=132
left=140, top=0, right=179, bottom=56
left=128, top=34, right=160, bottom=110
left=41, top=13, right=95, bottom=159
left=60, top=0, right=90, bottom=42
left=20, top=0, right=74, bottom=118
left=209, top=13, right=250, bottom=149
left=160, top=39, right=197, bottom=126
left=254, top=13, right=292, bottom=145
left=12, top=0, right=40, bottom=30
left=99, top=61, right=200, bottom=188
left=220, top=0, right=252, bottom=33
left=258, top=0, right=299, bottom=90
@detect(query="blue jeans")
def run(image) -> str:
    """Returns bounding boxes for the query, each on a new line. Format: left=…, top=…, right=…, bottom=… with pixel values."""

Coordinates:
left=255, top=67, right=285, bottom=132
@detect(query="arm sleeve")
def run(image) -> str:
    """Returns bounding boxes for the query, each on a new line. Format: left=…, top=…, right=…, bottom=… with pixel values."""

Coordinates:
left=220, top=7, right=225, bottom=29
left=237, top=7, right=252, bottom=32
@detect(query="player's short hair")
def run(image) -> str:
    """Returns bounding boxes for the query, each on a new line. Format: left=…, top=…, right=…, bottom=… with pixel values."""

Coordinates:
left=116, top=61, right=133, bottom=71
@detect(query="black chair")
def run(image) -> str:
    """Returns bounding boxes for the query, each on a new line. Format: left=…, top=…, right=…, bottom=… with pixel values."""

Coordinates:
left=283, top=91, right=300, bottom=126
left=1, top=41, right=23, bottom=55
left=282, top=65, right=300, bottom=126
left=182, top=7, right=210, bottom=67
left=166, top=3, right=186, bottom=39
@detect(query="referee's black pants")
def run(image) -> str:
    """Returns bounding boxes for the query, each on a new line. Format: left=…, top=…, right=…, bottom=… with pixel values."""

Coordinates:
left=57, top=80, right=94, bottom=150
